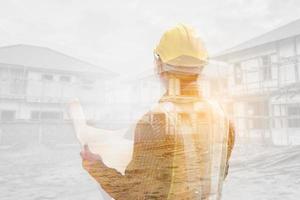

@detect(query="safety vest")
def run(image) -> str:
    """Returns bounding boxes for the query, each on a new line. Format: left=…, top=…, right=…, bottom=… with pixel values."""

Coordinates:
left=145, top=95, right=230, bottom=200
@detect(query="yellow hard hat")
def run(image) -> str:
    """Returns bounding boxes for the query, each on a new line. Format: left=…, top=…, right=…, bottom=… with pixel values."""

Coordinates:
left=154, top=24, right=208, bottom=67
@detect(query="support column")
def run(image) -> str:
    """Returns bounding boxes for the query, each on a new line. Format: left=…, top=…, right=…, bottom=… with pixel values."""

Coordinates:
left=294, top=36, right=299, bottom=81
left=276, top=41, right=281, bottom=88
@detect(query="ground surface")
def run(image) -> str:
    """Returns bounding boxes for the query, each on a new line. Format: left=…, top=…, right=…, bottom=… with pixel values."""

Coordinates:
left=0, top=143, right=299, bottom=200
left=223, top=144, right=300, bottom=200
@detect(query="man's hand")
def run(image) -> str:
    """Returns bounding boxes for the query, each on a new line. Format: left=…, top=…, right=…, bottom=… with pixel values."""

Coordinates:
left=80, top=145, right=102, bottom=172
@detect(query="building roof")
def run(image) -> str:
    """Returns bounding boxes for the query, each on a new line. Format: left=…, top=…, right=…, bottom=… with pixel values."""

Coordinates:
left=0, top=44, right=115, bottom=76
left=214, top=18, right=300, bottom=59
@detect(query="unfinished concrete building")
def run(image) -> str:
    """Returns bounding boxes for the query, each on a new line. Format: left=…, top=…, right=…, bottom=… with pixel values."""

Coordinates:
left=0, top=44, right=115, bottom=146
left=215, top=19, right=300, bottom=145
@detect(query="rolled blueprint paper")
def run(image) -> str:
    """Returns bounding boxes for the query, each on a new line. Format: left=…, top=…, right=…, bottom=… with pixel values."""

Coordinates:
left=68, top=99, right=133, bottom=174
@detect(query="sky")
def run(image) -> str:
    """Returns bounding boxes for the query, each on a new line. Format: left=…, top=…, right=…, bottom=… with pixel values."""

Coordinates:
left=0, top=0, right=300, bottom=74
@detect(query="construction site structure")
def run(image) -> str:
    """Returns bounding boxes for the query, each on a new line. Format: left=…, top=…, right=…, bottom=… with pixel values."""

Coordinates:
left=214, top=19, right=300, bottom=145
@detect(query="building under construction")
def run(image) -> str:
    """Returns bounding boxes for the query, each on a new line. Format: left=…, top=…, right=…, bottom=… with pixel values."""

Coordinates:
left=215, top=19, right=300, bottom=145
left=0, top=44, right=115, bottom=146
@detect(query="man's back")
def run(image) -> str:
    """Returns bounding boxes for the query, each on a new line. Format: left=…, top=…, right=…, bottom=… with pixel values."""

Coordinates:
left=132, top=96, right=231, bottom=199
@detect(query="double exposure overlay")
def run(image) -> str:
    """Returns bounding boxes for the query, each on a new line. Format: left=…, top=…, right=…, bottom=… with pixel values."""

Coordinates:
left=1, top=1, right=300, bottom=200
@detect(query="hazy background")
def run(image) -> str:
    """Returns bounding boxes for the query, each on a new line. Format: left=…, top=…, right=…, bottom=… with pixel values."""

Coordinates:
left=1, top=0, right=300, bottom=73
left=1, top=1, right=300, bottom=200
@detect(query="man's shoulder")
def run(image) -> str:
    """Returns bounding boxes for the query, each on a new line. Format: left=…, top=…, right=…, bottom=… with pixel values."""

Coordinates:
left=137, top=113, right=152, bottom=124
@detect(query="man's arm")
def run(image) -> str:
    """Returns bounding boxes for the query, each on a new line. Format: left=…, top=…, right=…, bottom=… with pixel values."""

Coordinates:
left=81, top=120, right=153, bottom=200
left=224, top=120, right=235, bottom=179
left=82, top=157, right=142, bottom=200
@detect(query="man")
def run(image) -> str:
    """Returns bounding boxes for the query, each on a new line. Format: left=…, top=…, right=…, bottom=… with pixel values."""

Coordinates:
left=79, top=24, right=235, bottom=200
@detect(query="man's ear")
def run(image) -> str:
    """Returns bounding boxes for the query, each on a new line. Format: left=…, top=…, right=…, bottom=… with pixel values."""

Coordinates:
left=155, top=57, right=163, bottom=74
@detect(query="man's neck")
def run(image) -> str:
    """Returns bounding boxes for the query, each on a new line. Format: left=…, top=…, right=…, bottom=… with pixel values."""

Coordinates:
left=166, top=77, right=201, bottom=97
